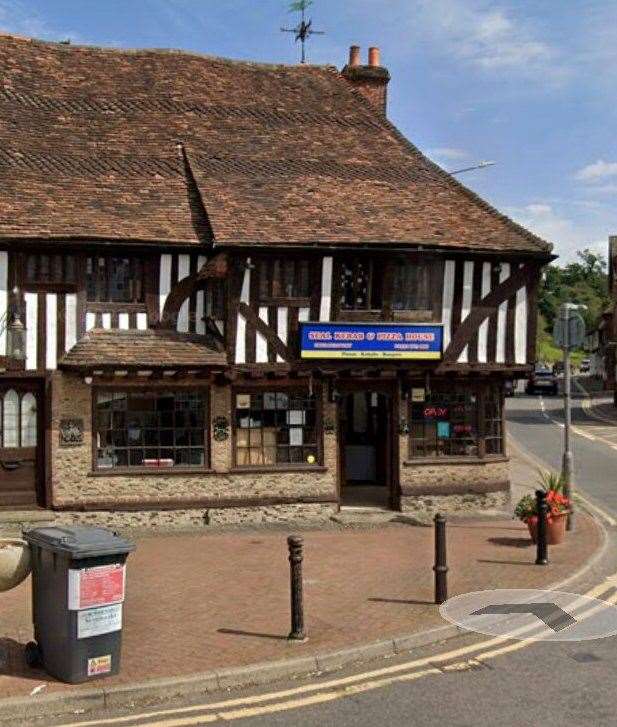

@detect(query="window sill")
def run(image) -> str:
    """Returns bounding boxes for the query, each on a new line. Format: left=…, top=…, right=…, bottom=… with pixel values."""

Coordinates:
left=88, top=467, right=216, bottom=477
left=403, top=456, right=508, bottom=467
left=231, top=465, right=328, bottom=474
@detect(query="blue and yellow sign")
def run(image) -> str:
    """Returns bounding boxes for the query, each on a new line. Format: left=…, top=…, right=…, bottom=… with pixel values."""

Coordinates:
left=299, top=322, right=443, bottom=360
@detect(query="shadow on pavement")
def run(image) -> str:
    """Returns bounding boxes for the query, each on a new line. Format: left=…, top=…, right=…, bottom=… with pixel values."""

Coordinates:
left=217, top=628, right=288, bottom=641
left=487, top=536, right=533, bottom=548
left=367, top=597, right=434, bottom=606
left=477, top=559, right=535, bottom=567
left=0, top=638, right=46, bottom=681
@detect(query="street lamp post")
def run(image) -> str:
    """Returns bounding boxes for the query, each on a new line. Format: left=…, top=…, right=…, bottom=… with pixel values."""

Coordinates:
left=558, top=302, right=587, bottom=532
left=561, top=304, right=573, bottom=531
left=449, top=160, right=497, bottom=175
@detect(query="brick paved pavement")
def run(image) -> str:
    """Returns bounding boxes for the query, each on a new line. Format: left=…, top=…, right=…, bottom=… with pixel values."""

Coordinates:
left=0, top=509, right=601, bottom=700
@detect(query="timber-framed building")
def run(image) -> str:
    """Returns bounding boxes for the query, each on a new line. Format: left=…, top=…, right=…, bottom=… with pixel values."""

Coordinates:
left=0, top=36, right=553, bottom=527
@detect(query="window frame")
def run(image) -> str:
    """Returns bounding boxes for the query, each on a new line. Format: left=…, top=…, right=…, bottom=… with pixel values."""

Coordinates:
left=406, top=381, right=505, bottom=462
left=332, top=255, right=444, bottom=322
left=91, top=385, right=211, bottom=474
left=231, top=385, right=324, bottom=472
left=86, top=255, right=145, bottom=304
left=21, top=252, right=78, bottom=293
left=335, top=256, right=384, bottom=317
left=387, top=256, right=443, bottom=321
left=0, top=387, right=39, bottom=451
left=255, top=256, right=312, bottom=305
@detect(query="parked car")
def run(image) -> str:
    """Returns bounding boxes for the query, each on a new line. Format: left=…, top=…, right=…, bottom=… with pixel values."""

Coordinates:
left=580, top=358, right=591, bottom=374
left=526, top=368, right=559, bottom=395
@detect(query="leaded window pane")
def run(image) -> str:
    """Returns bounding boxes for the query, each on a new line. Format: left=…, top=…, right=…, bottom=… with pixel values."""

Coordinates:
left=234, top=390, right=320, bottom=467
left=95, top=390, right=207, bottom=469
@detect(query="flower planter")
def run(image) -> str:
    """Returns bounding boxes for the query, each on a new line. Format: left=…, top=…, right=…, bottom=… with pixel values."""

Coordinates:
left=526, top=512, right=568, bottom=545
left=0, top=539, right=32, bottom=592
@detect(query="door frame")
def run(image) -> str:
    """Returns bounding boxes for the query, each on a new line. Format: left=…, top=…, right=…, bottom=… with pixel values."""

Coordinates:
left=0, top=375, right=46, bottom=508
left=335, top=378, right=400, bottom=510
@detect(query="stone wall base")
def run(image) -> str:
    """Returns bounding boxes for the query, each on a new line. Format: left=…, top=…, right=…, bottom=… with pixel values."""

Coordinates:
left=400, top=491, right=511, bottom=520
left=53, top=503, right=337, bottom=532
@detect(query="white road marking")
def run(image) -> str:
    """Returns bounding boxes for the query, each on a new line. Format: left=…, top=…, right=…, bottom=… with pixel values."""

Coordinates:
left=57, top=584, right=617, bottom=727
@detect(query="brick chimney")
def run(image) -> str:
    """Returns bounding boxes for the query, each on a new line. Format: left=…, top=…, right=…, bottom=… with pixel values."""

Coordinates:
left=342, top=45, right=390, bottom=115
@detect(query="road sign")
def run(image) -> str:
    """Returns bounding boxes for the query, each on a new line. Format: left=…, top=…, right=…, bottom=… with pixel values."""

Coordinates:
left=553, top=313, right=586, bottom=350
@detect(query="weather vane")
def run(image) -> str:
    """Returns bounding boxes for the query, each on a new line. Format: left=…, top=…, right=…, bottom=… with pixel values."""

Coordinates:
left=281, top=0, right=325, bottom=64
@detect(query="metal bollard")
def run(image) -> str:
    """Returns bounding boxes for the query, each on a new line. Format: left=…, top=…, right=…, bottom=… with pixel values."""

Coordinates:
left=287, top=535, right=306, bottom=640
left=433, top=514, right=448, bottom=605
left=535, top=490, right=549, bottom=565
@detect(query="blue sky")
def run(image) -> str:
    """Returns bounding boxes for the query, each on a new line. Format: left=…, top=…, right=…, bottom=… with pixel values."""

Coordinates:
left=0, top=0, right=615, bottom=262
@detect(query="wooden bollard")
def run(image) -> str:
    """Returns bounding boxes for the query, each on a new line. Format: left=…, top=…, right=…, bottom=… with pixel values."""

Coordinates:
left=433, top=514, right=448, bottom=605
left=535, top=490, right=549, bottom=566
left=287, top=535, right=306, bottom=640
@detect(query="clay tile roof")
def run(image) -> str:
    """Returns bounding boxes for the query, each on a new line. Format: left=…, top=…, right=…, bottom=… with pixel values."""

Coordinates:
left=0, top=33, right=551, bottom=254
left=58, top=329, right=226, bottom=369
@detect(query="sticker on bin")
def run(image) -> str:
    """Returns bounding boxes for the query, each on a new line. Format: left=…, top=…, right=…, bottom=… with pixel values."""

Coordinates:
left=78, top=603, right=123, bottom=639
left=68, top=564, right=126, bottom=610
left=87, top=654, right=112, bottom=676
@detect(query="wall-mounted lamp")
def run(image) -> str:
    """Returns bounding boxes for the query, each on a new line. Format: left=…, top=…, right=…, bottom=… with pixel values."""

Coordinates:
left=84, top=376, right=93, bottom=386
left=6, top=286, right=26, bottom=362
left=7, top=313, right=26, bottom=361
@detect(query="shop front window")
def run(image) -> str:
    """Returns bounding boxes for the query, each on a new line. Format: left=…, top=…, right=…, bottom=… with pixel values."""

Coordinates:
left=408, top=384, right=503, bottom=458
left=95, top=390, right=207, bottom=470
left=484, top=385, right=503, bottom=455
left=234, top=390, right=319, bottom=467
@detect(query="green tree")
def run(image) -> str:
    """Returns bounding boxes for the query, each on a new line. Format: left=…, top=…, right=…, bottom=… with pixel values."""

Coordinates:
left=538, top=249, right=608, bottom=335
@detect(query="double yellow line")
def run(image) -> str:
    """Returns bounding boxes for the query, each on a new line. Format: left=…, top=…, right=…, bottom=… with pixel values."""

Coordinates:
left=57, top=579, right=617, bottom=727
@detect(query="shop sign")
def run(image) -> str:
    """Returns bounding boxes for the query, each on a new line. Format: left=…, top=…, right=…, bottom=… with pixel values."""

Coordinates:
left=300, top=323, right=443, bottom=360
left=437, top=422, right=451, bottom=438
left=411, top=388, right=426, bottom=403
left=423, top=405, right=449, bottom=420
left=78, top=604, right=123, bottom=639
left=68, top=564, right=126, bottom=611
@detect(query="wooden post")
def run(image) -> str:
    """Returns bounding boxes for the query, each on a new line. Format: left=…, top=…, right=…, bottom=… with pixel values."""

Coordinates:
left=433, top=514, right=448, bottom=604
left=535, top=490, right=549, bottom=565
left=287, top=535, right=306, bottom=640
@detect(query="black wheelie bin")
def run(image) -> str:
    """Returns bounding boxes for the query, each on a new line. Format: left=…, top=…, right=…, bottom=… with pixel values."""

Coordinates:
left=23, top=525, right=135, bottom=683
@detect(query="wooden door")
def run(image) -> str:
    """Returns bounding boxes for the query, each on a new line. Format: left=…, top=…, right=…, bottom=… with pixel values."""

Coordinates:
left=0, top=381, right=42, bottom=508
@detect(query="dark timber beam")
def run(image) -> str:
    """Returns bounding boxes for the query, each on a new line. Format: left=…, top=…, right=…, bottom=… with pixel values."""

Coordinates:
left=160, top=253, right=229, bottom=329
left=440, top=263, right=538, bottom=366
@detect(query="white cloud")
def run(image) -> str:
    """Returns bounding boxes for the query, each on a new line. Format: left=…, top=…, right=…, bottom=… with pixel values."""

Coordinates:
left=0, top=0, right=83, bottom=43
left=426, top=147, right=470, bottom=161
left=575, top=160, right=617, bottom=182
left=505, top=202, right=610, bottom=262
left=416, top=0, right=562, bottom=81
left=584, top=184, right=617, bottom=196
left=524, top=203, right=552, bottom=216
